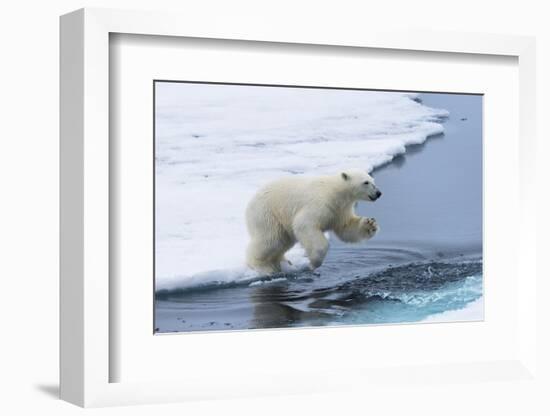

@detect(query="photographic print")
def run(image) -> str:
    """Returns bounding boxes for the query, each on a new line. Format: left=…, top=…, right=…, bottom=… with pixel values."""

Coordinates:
left=154, top=81, right=483, bottom=333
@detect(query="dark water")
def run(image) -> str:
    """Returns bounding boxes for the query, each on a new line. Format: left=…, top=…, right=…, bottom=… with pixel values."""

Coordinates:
left=155, top=93, right=483, bottom=333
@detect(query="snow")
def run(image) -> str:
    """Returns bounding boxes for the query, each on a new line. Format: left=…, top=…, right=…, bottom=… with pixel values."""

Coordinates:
left=154, top=82, right=448, bottom=290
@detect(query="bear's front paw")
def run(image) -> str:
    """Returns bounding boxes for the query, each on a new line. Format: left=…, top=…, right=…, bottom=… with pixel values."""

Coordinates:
left=360, top=217, right=379, bottom=238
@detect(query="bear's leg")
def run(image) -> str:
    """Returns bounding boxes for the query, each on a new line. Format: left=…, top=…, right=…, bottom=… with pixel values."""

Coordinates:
left=292, top=216, right=329, bottom=270
left=246, top=228, right=294, bottom=275
left=246, top=238, right=282, bottom=274
left=334, top=216, right=378, bottom=243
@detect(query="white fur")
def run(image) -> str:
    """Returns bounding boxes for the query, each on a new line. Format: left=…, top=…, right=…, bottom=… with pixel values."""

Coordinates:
left=245, top=169, right=381, bottom=274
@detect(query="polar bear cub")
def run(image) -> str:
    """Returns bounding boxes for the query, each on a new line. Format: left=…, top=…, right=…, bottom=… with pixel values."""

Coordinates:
left=245, top=169, right=382, bottom=274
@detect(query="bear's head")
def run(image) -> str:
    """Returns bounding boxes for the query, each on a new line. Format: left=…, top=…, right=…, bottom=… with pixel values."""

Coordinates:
left=340, top=169, right=382, bottom=202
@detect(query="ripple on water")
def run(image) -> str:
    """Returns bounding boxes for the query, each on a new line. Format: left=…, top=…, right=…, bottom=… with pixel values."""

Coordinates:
left=155, top=246, right=483, bottom=332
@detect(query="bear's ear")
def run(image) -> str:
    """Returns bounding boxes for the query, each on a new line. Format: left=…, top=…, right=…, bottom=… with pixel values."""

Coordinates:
left=341, top=172, right=349, bottom=181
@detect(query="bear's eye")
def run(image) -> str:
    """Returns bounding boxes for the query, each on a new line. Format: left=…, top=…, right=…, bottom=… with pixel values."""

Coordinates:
left=363, top=181, right=370, bottom=185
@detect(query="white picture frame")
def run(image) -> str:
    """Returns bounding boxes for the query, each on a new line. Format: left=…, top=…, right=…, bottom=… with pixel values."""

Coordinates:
left=60, top=7, right=538, bottom=407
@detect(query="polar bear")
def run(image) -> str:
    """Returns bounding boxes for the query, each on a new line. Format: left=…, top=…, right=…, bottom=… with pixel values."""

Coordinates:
left=245, top=169, right=382, bottom=274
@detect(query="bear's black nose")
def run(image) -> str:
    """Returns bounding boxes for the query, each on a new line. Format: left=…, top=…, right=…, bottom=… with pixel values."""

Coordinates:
left=375, top=190, right=382, bottom=199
